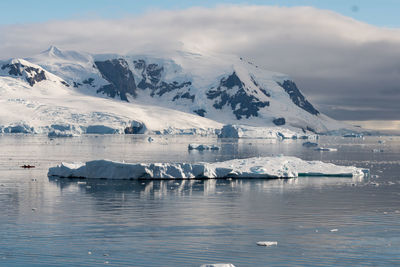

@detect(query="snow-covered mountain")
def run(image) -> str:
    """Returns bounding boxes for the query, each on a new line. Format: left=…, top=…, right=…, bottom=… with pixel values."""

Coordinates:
left=0, top=46, right=355, bottom=136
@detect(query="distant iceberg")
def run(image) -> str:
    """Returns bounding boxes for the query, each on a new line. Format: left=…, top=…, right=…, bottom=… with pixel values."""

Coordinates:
left=48, top=156, right=368, bottom=179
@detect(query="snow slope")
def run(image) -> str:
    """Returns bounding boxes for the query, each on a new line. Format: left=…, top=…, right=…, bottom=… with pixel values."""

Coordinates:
left=47, top=156, right=368, bottom=179
left=0, top=46, right=358, bottom=135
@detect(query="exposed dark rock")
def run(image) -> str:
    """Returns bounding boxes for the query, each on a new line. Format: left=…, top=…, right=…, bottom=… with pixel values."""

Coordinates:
left=124, top=124, right=145, bottom=134
left=2, top=62, right=47, bottom=86
left=60, top=81, right=69, bottom=87
left=250, top=75, right=270, bottom=96
left=193, top=109, right=206, bottom=117
left=207, top=72, right=269, bottom=120
left=82, top=78, right=94, bottom=85
left=278, top=80, right=319, bottom=115
left=273, top=117, right=286, bottom=126
left=306, top=126, right=316, bottom=133
left=134, top=59, right=192, bottom=98
left=95, top=59, right=137, bottom=101
left=73, top=82, right=82, bottom=88
left=172, top=92, right=195, bottom=102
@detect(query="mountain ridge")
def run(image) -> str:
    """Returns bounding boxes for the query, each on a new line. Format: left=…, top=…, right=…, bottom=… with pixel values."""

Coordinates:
left=0, top=46, right=357, bottom=136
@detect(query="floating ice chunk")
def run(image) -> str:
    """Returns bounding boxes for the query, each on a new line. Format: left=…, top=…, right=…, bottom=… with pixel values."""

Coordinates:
left=343, top=133, right=363, bottom=138
left=330, top=229, right=338, bottom=232
left=257, top=241, right=278, bottom=246
left=314, top=147, right=337, bottom=152
left=188, top=144, right=220, bottom=151
left=48, top=130, right=75, bottom=138
left=200, top=264, right=236, bottom=267
left=48, top=156, right=368, bottom=179
left=302, top=142, right=318, bottom=147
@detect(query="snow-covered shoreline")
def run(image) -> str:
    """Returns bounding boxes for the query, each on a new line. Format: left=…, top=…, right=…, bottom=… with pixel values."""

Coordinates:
left=48, top=156, right=368, bottom=179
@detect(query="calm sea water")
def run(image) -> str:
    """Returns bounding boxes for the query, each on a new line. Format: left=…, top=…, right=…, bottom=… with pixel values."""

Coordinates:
left=0, top=135, right=399, bottom=266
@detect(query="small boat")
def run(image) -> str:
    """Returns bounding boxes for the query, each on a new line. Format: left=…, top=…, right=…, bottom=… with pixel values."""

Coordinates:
left=21, top=165, right=35, bottom=169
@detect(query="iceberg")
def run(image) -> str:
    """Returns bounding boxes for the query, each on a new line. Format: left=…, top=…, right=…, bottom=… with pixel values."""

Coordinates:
left=314, top=147, right=338, bottom=152
left=48, top=156, right=367, bottom=179
left=256, top=241, right=278, bottom=246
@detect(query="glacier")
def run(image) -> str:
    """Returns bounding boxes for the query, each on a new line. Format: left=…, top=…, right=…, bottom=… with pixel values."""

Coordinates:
left=47, top=156, right=368, bottom=179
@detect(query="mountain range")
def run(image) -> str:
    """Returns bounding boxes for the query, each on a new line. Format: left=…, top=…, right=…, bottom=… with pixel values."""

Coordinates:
left=0, top=46, right=355, bottom=136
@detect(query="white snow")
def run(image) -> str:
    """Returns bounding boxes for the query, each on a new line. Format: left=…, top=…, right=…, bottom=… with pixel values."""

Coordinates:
left=188, top=144, right=220, bottom=151
left=0, top=46, right=361, bottom=136
left=47, top=156, right=368, bottom=179
left=256, top=241, right=278, bottom=246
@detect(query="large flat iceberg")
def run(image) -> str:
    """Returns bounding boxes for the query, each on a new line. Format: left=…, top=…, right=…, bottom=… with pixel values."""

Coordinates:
left=48, top=156, right=368, bottom=179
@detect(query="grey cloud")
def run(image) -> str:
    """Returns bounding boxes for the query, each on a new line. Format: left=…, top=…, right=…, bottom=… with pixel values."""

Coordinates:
left=0, top=5, right=400, bottom=120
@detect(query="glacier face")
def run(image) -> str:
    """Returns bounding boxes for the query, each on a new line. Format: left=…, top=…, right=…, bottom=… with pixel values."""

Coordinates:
left=0, top=46, right=355, bottom=135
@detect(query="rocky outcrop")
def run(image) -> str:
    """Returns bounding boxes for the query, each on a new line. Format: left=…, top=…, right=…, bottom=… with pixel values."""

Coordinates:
left=95, top=59, right=137, bottom=101
left=1, top=62, right=47, bottom=86
left=278, top=80, right=319, bottom=115
left=207, top=72, right=270, bottom=120
left=273, top=117, right=285, bottom=126
left=133, top=59, right=192, bottom=100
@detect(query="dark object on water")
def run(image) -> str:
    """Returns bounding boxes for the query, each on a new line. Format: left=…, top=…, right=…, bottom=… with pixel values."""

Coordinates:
left=21, top=165, right=35, bottom=169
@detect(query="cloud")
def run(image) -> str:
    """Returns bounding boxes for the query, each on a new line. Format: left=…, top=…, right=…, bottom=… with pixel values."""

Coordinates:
left=1, top=5, right=400, bottom=120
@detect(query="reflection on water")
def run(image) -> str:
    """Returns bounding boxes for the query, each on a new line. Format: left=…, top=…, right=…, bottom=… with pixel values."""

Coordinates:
left=0, top=135, right=399, bottom=266
left=49, top=175, right=366, bottom=199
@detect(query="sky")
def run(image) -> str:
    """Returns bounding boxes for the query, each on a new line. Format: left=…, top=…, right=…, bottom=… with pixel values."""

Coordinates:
left=0, top=1, right=399, bottom=130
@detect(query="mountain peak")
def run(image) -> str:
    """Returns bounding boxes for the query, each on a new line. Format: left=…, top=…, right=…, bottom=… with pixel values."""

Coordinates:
left=42, top=45, right=63, bottom=57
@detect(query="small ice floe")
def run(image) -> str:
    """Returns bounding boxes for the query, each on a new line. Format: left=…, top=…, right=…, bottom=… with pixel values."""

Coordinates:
left=343, top=133, right=363, bottom=138
left=257, top=241, right=278, bottom=246
left=147, top=136, right=154, bottom=143
left=200, top=264, right=236, bottom=267
left=188, top=144, right=220, bottom=151
left=372, top=149, right=384, bottom=153
left=330, top=229, right=338, bottom=232
left=48, top=156, right=368, bottom=179
left=302, top=142, right=318, bottom=147
left=314, top=147, right=337, bottom=152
